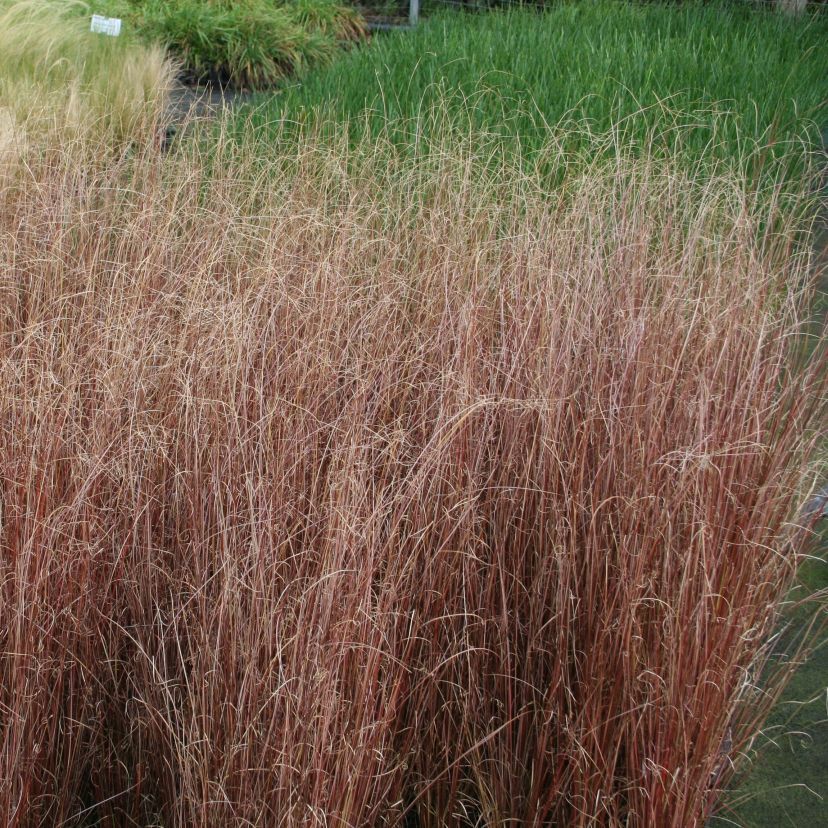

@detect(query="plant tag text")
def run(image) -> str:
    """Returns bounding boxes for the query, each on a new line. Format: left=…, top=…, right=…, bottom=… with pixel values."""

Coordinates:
left=90, top=15, right=122, bottom=37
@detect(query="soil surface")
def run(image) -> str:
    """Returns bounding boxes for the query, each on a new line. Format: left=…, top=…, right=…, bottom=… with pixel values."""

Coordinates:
left=166, top=82, right=252, bottom=123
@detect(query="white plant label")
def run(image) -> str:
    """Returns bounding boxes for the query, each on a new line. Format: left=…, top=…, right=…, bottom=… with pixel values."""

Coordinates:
left=90, top=15, right=122, bottom=37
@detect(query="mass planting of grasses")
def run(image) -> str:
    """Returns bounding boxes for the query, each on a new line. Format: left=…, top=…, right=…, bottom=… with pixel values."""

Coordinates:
left=2, top=2, right=827, bottom=826
left=246, top=3, right=827, bottom=167
left=1, top=106, right=825, bottom=825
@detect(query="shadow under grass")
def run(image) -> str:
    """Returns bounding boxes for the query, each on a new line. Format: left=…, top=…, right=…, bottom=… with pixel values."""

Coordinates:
left=720, top=528, right=828, bottom=827
left=722, top=137, right=828, bottom=828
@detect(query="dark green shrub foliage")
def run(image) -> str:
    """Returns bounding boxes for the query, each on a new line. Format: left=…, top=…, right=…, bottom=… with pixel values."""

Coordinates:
left=112, top=0, right=366, bottom=88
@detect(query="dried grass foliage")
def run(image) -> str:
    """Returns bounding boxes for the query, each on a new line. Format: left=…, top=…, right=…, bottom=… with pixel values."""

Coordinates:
left=0, top=126, right=825, bottom=826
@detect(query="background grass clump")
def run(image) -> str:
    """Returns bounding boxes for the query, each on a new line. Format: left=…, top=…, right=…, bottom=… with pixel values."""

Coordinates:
left=0, top=0, right=174, bottom=144
left=242, top=2, right=827, bottom=172
left=1, top=0, right=367, bottom=92
left=122, top=0, right=366, bottom=88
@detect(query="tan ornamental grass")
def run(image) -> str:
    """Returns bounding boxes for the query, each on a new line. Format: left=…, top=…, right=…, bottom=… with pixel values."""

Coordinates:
left=0, top=114, right=825, bottom=827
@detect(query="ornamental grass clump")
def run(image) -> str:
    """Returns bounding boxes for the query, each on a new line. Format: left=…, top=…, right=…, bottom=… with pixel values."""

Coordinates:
left=127, top=0, right=365, bottom=89
left=0, top=115, right=824, bottom=826
left=0, top=0, right=175, bottom=143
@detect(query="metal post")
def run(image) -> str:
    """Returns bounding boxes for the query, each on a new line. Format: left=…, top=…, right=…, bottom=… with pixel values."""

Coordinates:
left=776, top=0, right=806, bottom=12
left=409, top=0, right=419, bottom=27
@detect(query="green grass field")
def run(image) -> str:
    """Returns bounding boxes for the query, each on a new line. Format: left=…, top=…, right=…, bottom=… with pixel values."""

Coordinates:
left=239, top=2, right=827, bottom=174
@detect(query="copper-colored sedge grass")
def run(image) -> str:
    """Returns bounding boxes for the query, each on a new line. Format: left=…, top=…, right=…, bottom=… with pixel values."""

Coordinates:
left=0, top=112, right=825, bottom=827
